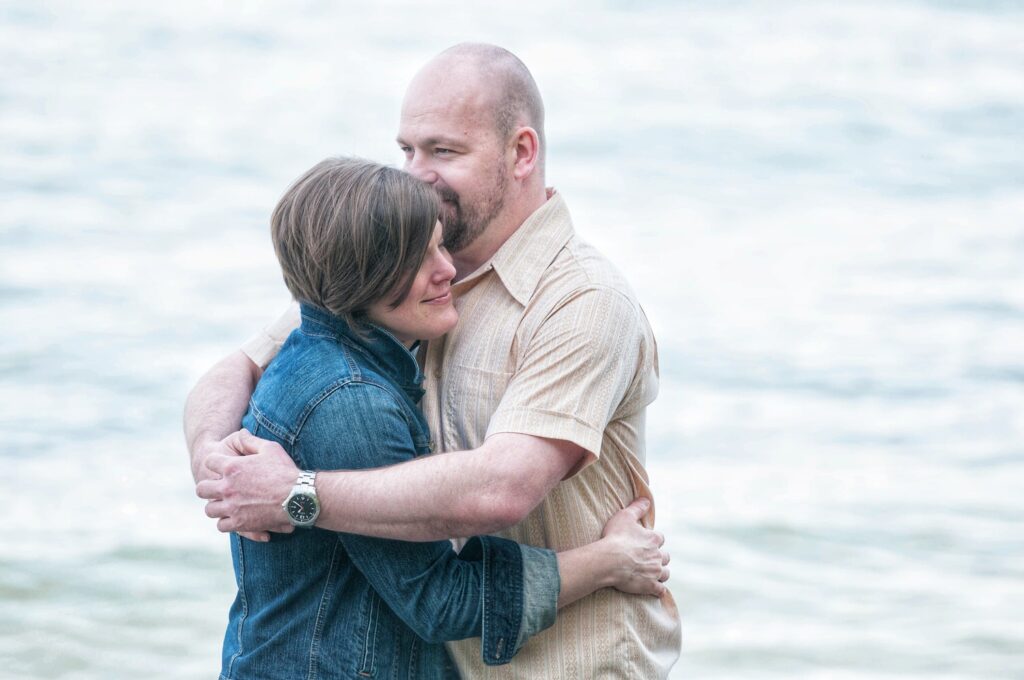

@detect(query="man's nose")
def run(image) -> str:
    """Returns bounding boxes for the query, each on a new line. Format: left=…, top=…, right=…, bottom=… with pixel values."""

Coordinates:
left=405, top=153, right=438, bottom=184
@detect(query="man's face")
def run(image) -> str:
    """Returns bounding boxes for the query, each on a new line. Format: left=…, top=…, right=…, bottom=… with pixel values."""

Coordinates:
left=397, top=79, right=510, bottom=253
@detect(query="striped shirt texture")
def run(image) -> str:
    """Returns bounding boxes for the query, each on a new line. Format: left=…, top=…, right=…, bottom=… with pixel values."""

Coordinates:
left=242, top=192, right=681, bottom=678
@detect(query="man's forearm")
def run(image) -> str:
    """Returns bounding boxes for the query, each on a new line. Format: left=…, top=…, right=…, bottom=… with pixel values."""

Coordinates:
left=309, top=433, right=584, bottom=541
left=200, top=431, right=584, bottom=540
left=183, top=350, right=261, bottom=481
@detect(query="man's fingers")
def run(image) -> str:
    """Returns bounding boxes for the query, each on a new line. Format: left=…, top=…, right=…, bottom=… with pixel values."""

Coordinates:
left=222, top=427, right=272, bottom=456
left=238, top=531, right=271, bottom=543
left=654, top=531, right=665, bottom=547
left=204, top=500, right=230, bottom=519
left=222, top=428, right=290, bottom=460
left=235, top=428, right=268, bottom=456
left=204, top=452, right=235, bottom=477
left=661, top=550, right=671, bottom=566
left=196, top=478, right=226, bottom=501
left=659, top=566, right=670, bottom=583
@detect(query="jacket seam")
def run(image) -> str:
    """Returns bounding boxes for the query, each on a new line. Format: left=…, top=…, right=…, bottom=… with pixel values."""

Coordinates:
left=358, top=590, right=381, bottom=674
left=306, top=538, right=342, bottom=680
left=225, top=533, right=247, bottom=678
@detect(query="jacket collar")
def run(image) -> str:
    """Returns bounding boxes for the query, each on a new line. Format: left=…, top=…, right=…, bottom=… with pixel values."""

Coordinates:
left=298, top=302, right=424, bottom=400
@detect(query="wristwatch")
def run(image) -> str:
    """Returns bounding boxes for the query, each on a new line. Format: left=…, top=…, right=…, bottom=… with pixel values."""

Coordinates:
left=282, top=470, right=320, bottom=528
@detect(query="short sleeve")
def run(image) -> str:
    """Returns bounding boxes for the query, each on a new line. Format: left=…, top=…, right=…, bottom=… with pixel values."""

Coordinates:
left=240, top=302, right=300, bottom=369
left=486, top=287, right=644, bottom=465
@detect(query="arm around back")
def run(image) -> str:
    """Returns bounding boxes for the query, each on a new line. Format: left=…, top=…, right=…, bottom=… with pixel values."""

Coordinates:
left=182, top=349, right=262, bottom=482
left=185, top=304, right=300, bottom=481
left=309, top=430, right=586, bottom=539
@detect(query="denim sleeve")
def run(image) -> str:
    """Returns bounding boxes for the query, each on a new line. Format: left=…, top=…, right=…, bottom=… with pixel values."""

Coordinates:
left=457, top=537, right=559, bottom=663
left=294, top=381, right=558, bottom=663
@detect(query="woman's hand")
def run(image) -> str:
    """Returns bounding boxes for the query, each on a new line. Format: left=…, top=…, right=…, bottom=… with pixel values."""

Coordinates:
left=554, top=498, right=670, bottom=608
left=597, top=498, right=670, bottom=597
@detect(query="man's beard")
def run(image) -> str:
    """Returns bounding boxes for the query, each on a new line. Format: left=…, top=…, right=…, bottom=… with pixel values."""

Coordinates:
left=437, top=163, right=508, bottom=253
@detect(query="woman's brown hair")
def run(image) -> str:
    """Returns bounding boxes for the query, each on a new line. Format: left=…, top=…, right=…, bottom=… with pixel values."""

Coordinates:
left=270, top=157, right=440, bottom=330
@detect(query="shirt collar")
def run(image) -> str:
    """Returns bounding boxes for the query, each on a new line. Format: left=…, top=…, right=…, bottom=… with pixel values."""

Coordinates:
left=298, top=302, right=425, bottom=399
left=459, top=190, right=575, bottom=306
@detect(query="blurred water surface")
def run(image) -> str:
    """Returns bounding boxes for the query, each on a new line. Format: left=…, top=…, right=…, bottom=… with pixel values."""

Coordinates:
left=1, top=1, right=1022, bottom=678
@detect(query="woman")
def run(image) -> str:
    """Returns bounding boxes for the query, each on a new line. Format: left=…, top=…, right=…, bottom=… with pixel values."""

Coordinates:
left=221, top=157, right=668, bottom=679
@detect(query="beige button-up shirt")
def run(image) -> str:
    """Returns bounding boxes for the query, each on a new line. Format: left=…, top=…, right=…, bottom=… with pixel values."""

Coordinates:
left=243, top=193, right=681, bottom=678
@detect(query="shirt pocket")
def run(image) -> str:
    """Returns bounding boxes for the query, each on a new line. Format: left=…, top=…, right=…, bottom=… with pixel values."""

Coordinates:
left=444, top=365, right=513, bottom=447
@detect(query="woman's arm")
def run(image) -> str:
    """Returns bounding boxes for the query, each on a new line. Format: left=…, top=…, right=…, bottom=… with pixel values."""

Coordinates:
left=554, top=498, right=670, bottom=608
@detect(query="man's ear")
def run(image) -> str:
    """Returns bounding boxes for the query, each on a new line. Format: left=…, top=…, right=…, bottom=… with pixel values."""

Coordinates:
left=510, top=127, right=540, bottom=180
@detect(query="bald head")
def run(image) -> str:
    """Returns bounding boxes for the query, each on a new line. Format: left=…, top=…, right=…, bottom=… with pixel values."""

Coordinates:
left=398, top=44, right=549, bottom=268
left=415, top=43, right=546, bottom=162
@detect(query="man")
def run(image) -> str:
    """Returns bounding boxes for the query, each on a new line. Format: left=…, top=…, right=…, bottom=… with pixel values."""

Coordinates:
left=187, top=43, right=681, bottom=677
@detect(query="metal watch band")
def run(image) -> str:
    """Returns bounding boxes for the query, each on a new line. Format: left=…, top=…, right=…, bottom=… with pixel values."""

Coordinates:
left=296, top=470, right=316, bottom=489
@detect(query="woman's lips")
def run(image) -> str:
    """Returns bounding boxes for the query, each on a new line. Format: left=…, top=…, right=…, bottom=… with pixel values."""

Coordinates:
left=424, top=291, right=451, bottom=305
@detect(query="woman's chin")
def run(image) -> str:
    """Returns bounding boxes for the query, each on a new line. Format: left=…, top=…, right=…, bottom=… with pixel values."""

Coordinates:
left=418, top=311, right=459, bottom=341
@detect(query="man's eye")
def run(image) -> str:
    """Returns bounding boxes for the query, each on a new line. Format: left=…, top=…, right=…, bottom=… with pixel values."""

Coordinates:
left=435, top=148, right=453, bottom=155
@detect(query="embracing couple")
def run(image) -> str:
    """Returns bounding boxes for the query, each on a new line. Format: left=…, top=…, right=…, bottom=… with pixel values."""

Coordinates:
left=185, top=43, right=681, bottom=679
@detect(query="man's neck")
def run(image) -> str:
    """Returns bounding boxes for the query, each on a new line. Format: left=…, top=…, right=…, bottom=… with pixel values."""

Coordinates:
left=451, top=184, right=548, bottom=281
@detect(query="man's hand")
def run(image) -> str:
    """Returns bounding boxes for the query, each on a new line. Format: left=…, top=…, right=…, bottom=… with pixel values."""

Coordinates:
left=192, top=435, right=241, bottom=484
left=195, top=429, right=299, bottom=540
left=195, top=433, right=275, bottom=542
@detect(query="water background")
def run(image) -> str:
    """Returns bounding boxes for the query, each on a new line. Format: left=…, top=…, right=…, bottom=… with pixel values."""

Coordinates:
left=2, top=1, right=1022, bottom=678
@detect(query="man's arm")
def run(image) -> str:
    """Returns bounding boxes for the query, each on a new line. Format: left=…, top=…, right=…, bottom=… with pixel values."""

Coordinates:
left=183, top=350, right=261, bottom=482
left=198, top=287, right=647, bottom=540
left=185, top=305, right=300, bottom=480
left=199, top=431, right=585, bottom=541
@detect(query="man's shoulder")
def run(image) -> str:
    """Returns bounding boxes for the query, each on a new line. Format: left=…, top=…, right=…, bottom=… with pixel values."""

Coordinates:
left=531, top=234, right=643, bottom=315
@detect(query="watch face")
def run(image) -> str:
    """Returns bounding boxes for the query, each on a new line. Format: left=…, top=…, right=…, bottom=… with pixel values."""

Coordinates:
left=287, top=494, right=318, bottom=524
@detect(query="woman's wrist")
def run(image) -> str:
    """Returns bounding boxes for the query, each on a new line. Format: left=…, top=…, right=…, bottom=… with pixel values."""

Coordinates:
left=555, top=541, right=614, bottom=608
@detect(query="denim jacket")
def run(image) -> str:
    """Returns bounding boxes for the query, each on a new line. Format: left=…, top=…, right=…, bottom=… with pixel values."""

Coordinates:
left=220, top=303, right=560, bottom=680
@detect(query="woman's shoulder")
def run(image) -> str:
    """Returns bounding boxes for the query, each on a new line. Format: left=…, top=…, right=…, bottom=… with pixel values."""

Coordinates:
left=251, top=332, right=414, bottom=444
left=249, top=334, right=359, bottom=437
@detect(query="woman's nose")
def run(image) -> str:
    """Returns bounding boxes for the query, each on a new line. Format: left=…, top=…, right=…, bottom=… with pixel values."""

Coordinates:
left=435, top=251, right=456, bottom=282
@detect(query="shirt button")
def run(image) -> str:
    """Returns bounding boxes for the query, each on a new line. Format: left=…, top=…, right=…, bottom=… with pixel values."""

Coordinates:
left=434, top=367, right=442, bottom=379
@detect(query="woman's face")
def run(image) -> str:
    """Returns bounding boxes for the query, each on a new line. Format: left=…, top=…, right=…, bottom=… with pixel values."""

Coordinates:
left=367, top=221, right=458, bottom=345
